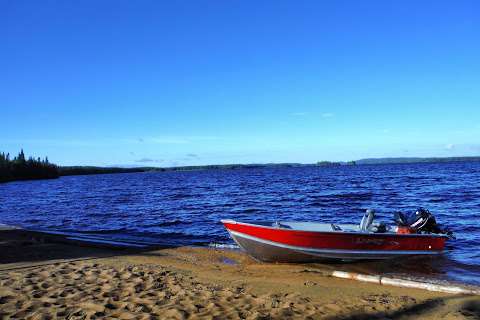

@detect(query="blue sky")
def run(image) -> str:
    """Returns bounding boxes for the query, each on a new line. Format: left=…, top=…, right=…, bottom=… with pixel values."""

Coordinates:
left=1, top=1, right=479, bottom=166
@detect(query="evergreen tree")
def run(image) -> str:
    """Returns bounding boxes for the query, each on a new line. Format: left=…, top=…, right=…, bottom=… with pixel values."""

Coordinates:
left=18, top=149, right=25, bottom=163
left=0, top=149, right=59, bottom=183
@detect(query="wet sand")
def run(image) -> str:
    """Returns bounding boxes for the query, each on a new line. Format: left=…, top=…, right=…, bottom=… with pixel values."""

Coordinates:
left=0, top=231, right=479, bottom=319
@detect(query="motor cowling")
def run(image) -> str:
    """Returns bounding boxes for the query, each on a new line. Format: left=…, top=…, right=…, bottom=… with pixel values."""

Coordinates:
left=394, top=207, right=454, bottom=238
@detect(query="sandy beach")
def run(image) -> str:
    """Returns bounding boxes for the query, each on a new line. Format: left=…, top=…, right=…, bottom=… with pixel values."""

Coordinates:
left=0, top=231, right=479, bottom=320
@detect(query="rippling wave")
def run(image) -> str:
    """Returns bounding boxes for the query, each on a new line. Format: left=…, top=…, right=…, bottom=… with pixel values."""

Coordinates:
left=1, top=161, right=479, bottom=285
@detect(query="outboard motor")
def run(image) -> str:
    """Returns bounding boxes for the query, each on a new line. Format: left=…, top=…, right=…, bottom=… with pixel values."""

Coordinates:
left=411, top=208, right=440, bottom=233
left=394, top=207, right=454, bottom=238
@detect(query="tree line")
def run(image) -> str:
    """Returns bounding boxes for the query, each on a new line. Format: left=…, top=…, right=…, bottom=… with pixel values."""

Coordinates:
left=0, top=149, right=59, bottom=183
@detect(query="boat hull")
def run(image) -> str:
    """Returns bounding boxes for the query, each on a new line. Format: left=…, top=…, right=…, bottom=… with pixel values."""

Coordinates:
left=222, top=220, right=447, bottom=262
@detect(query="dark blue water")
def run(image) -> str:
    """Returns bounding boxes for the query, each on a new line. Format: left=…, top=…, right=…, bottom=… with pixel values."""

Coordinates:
left=1, top=162, right=479, bottom=285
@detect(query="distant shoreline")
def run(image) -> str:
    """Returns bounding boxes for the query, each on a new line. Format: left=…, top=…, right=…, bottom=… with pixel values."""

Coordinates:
left=354, top=156, right=480, bottom=165
left=2, top=155, right=480, bottom=183
left=59, top=156, right=480, bottom=177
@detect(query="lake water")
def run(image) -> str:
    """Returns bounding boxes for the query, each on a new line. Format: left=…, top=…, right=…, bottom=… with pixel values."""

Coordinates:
left=1, top=162, right=479, bottom=286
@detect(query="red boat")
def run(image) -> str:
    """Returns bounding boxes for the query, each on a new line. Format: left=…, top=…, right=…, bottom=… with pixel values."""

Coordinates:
left=221, top=208, right=452, bottom=262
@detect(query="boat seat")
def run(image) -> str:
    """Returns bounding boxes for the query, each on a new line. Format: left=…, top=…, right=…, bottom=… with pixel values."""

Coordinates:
left=360, top=209, right=375, bottom=231
left=331, top=224, right=342, bottom=231
left=272, top=221, right=292, bottom=229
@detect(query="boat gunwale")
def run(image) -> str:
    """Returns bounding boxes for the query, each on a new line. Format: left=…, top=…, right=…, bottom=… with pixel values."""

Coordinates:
left=221, top=219, right=449, bottom=239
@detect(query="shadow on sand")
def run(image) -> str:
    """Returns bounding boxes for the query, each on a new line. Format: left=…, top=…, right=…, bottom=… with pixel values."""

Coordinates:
left=0, top=228, right=173, bottom=269
left=324, top=294, right=480, bottom=320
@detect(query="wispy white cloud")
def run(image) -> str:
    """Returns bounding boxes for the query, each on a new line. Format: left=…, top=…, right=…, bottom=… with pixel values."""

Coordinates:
left=186, top=153, right=198, bottom=158
left=469, top=144, right=480, bottom=152
left=135, top=158, right=164, bottom=163
left=445, top=143, right=455, bottom=150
